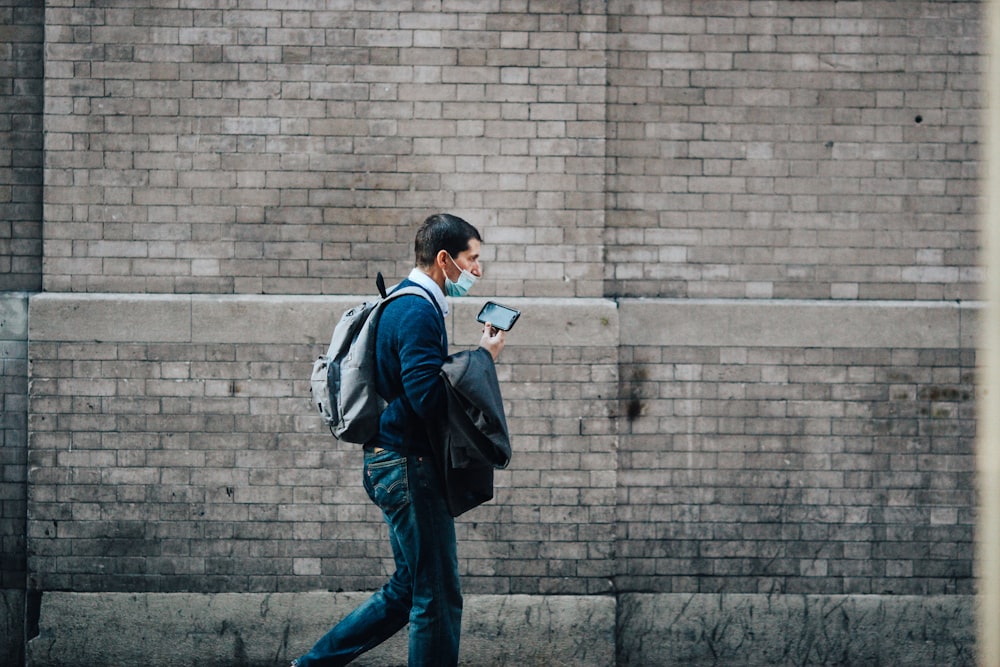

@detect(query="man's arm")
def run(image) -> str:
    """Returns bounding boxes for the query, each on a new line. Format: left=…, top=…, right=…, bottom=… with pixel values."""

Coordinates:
left=395, top=299, right=448, bottom=419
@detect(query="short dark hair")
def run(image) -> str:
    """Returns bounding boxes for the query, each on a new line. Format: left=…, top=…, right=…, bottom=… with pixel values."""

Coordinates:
left=414, top=213, right=482, bottom=267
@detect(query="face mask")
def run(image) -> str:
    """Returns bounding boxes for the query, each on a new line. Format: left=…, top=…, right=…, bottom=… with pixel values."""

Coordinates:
left=445, top=253, right=477, bottom=297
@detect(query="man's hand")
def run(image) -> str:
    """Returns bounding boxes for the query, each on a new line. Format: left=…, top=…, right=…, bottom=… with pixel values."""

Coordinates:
left=479, top=322, right=505, bottom=362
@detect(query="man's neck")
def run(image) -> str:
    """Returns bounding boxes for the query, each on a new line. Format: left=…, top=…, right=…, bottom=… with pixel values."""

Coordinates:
left=407, top=267, right=449, bottom=317
left=417, top=264, right=445, bottom=292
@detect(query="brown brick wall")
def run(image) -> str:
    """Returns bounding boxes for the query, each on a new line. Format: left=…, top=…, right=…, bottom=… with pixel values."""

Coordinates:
left=0, top=0, right=43, bottom=291
left=37, top=2, right=980, bottom=301
left=0, top=1, right=984, bottom=660
left=25, top=295, right=621, bottom=595
left=605, top=0, right=980, bottom=300
left=41, top=2, right=609, bottom=297
left=617, top=343, right=975, bottom=595
left=24, top=295, right=975, bottom=599
left=1, top=296, right=28, bottom=593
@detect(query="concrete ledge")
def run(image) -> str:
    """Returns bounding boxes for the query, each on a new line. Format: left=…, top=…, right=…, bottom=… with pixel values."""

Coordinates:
left=450, top=296, right=618, bottom=347
left=26, top=591, right=615, bottom=667
left=29, top=294, right=976, bottom=351
left=620, top=298, right=979, bottom=349
left=617, top=593, right=975, bottom=667
left=1, top=293, right=29, bottom=341
left=27, top=294, right=619, bottom=349
left=28, top=293, right=193, bottom=343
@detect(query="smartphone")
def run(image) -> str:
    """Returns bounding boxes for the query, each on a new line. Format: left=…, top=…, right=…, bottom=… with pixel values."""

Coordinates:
left=476, top=301, right=520, bottom=331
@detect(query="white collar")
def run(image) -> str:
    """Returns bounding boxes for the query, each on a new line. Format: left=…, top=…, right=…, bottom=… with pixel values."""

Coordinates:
left=406, top=267, right=449, bottom=317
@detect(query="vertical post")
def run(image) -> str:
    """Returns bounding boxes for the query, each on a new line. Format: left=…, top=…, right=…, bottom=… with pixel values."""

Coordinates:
left=981, top=1, right=1000, bottom=664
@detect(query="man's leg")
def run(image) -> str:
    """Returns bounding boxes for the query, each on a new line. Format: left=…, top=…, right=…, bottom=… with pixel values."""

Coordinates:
left=293, top=570, right=411, bottom=667
left=292, top=451, right=414, bottom=667
left=383, top=454, right=462, bottom=667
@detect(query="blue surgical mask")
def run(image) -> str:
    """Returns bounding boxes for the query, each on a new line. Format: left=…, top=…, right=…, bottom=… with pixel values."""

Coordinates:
left=445, top=254, right=477, bottom=297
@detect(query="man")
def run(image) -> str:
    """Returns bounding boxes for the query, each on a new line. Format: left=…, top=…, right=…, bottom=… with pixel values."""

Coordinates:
left=292, top=213, right=506, bottom=667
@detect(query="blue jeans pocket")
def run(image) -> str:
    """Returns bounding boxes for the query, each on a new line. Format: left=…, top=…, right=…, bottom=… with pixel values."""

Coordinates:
left=364, top=453, right=410, bottom=513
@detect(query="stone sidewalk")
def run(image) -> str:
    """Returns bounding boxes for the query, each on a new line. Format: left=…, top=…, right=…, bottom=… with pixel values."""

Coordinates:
left=17, top=591, right=974, bottom=666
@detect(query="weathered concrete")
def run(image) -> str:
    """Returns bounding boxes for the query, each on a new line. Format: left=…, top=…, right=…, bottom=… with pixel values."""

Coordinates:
left=23, top=591, right=975, bottom=666
left=30, top=291, right=974, bottom=351
left=1, top=589, right=25, bottom=667
left=619, top=298, right=978, bottom=349
left=27, top=293, right=619, bottom=349
left=25, top=592, right=615, bottom=667
left=0, top=293, right=29, bottom=341
left=28, top=293, right=193, bottom=343
left=617, top=593, right=975, bottom=667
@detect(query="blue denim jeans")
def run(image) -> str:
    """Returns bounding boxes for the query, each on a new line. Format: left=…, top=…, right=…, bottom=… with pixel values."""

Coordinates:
left=294, top=449, right=462, bottom=667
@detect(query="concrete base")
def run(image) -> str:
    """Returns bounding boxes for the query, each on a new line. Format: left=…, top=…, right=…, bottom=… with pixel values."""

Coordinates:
left=23, top=591, right=974, bottom=666
left=25, top=591, right=615, bottom=667
left=2, top=589, right=25, bottom=667
left=618, top=593, right=975, bottom=667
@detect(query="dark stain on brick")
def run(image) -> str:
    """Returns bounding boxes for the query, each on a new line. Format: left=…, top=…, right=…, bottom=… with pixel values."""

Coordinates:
left=624, top=366, right=647, bottom=422
left=917, top=386, right=971, bottom=402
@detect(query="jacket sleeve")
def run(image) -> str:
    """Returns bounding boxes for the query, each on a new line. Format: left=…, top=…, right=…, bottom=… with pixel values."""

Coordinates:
left=441, top=348, right=512, bottom=469
left=388, top=296, right=448, bottom=422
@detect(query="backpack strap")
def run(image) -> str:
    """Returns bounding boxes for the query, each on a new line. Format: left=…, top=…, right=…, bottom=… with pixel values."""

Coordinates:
left=384, top=277, right=444, bottom=320
left=406, top=282, right=444, bottom=320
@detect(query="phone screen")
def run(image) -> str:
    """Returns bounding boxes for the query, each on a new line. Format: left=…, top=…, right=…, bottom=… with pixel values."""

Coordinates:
left=477, top=301, right=520, bottom=331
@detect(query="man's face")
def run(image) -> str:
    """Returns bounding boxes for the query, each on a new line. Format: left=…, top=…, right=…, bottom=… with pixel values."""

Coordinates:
left=451, top=238, right=482, bottom=279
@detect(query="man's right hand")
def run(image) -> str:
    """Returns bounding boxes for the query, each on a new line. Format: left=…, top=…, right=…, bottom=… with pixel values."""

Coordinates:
left=479, top=322, right=505, bottom=362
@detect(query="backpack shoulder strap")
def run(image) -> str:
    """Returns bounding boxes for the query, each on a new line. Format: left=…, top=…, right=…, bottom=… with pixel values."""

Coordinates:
left=384, top=280, right=442, bottom=319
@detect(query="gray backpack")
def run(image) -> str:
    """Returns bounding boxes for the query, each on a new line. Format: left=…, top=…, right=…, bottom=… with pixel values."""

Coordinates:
left=310, top=274, right=433, bottom=443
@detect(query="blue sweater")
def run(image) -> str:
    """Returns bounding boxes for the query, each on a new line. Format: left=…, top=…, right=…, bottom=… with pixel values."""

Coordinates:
left=372, top=279, right=448, bottom=456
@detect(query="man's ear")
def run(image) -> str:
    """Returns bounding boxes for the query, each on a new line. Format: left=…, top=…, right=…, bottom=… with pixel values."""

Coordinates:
left=435, top=249, right=451, bottom=270
left=427, top=249, right=450, bottom=283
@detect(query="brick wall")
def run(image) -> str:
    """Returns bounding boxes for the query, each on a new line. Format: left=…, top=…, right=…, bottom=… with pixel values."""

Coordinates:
left=0, top=0, right=43, bottom=291
left=617, top=301, right=976, bottom=595
left=25, top=296, right=976, bottom=603
left=3, top=0, right=984, bottom=662
left=41, top=1, right=609, bottom=297
left=26, top=295, right=619, bottom=595
left=0, top=295, right=27, bottom=667
left=605, top=0, right=980, bottom=300
left=38, top=1, right=981, bottom=302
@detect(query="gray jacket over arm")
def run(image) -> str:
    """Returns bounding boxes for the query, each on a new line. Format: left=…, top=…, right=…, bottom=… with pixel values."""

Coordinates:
left=432, top=347, right=511, bottom=516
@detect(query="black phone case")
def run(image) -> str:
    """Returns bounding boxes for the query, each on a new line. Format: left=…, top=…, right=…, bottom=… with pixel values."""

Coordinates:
left=476, top=302, right=520, bottom=331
